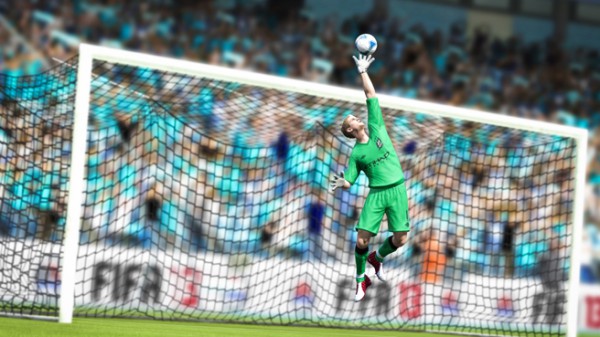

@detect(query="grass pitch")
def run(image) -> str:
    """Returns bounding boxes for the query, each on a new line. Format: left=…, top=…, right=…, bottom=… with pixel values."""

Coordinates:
left=0, top=317, right=596, bottom=337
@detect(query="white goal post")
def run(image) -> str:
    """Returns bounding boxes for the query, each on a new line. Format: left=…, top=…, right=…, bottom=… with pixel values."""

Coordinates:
left=59, top=44, right=588, bottom=337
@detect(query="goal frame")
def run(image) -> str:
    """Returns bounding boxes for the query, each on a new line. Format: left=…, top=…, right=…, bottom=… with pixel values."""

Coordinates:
left=59, top=44, right=588, bottom=337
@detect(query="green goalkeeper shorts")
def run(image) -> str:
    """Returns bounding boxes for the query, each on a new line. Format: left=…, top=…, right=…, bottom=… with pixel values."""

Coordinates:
left=356, top=180, right=410, bottom=235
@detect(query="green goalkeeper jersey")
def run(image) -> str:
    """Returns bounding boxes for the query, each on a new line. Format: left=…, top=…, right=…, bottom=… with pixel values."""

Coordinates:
left=344, top=97, right=404, bottom=188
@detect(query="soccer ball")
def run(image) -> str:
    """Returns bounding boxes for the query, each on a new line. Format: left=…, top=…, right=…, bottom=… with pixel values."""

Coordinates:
left=355, top=34, right=377, bottom=55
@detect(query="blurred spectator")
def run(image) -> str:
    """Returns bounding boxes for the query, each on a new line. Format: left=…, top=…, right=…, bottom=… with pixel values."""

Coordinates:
left=334, top=203, right=358, bottom=260
left=307, top=188, right=325, bottom=260
left=444, top=234, right=459, bottom=281
left=260, top=220, right=278, bottom=255
left=116, top=112, right=139, bottom=146
left=408, top=229, right=426, bottom=278
left=502, top=213, right=519, bottom=278
left=485, top=212, right=505, bottom=277
left=532, top=237, right=568, bottom=325
left=420, top=228, right=446, bottom=284
left=273, top=131, right=290, bottom=162
left=581, top=223, right=600, bottom=283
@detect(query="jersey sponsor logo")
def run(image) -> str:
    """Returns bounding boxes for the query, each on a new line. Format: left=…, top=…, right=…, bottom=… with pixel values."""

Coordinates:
left=376, top=137, right=383, bottom=149
left=365, top=151, right=390, bottom=170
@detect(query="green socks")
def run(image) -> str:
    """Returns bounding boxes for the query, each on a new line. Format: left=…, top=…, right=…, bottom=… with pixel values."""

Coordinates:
left=356, top=237, right=400, bottom=282
left=355, top=246, right=368, bottom=282
left=376, top=236, right=399, bottom=262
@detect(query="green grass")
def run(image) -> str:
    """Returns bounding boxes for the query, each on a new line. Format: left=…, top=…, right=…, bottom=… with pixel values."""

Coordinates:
left=0, top=317, right=597, bottom=337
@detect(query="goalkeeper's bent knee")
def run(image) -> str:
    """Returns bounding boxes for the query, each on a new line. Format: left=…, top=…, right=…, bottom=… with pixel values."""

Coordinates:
left=390, top=235, right=406, bottom=249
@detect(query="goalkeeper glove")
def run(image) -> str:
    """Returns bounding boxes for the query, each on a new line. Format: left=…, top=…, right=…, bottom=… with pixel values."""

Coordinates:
left=352, top=54, right=375, bottom=74
left=329, top=172, right=346, bottom=192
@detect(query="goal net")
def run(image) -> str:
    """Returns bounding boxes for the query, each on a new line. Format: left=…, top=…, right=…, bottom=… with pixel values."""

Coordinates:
left=0, top=45, right=587, bottom=337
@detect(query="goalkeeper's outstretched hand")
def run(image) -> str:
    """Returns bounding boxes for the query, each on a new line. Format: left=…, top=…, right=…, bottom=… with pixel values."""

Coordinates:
left=352, top=54, right=375, bottom=74
left=329, top=172, right=346, bottom=192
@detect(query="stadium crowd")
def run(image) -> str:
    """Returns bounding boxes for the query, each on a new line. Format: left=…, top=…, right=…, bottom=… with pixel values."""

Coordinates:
left=0, top=0, right=599, bottom=283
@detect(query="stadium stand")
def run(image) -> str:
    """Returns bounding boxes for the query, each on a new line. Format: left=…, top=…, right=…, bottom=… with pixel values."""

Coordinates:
left=0, top=0, right=598, bottom=282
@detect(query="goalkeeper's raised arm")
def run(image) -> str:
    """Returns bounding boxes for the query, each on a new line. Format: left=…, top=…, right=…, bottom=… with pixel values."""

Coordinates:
left=329, top=55, right=376, bottom=192
left=354, top=54, right=385, bottom=130
left=353, top=54, right=376, bottom=99
left=330, top=53, right=385, bottom=193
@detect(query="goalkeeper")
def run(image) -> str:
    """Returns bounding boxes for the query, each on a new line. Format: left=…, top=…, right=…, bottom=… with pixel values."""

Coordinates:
left=330, top=54, right=410, bottom=301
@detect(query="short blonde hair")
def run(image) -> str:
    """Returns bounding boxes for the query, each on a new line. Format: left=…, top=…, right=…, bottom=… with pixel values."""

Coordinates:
left=341, top=116, right=355, bottom=139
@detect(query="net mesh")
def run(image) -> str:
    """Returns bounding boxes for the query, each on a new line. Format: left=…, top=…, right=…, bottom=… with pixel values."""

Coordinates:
left=0, top=56, right=577, bottom=336
left=0, top=57, right=78, bottom=317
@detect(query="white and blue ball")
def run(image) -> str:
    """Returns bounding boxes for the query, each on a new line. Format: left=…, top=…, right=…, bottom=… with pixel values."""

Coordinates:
left=355, top=34, right=377, bottom=55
